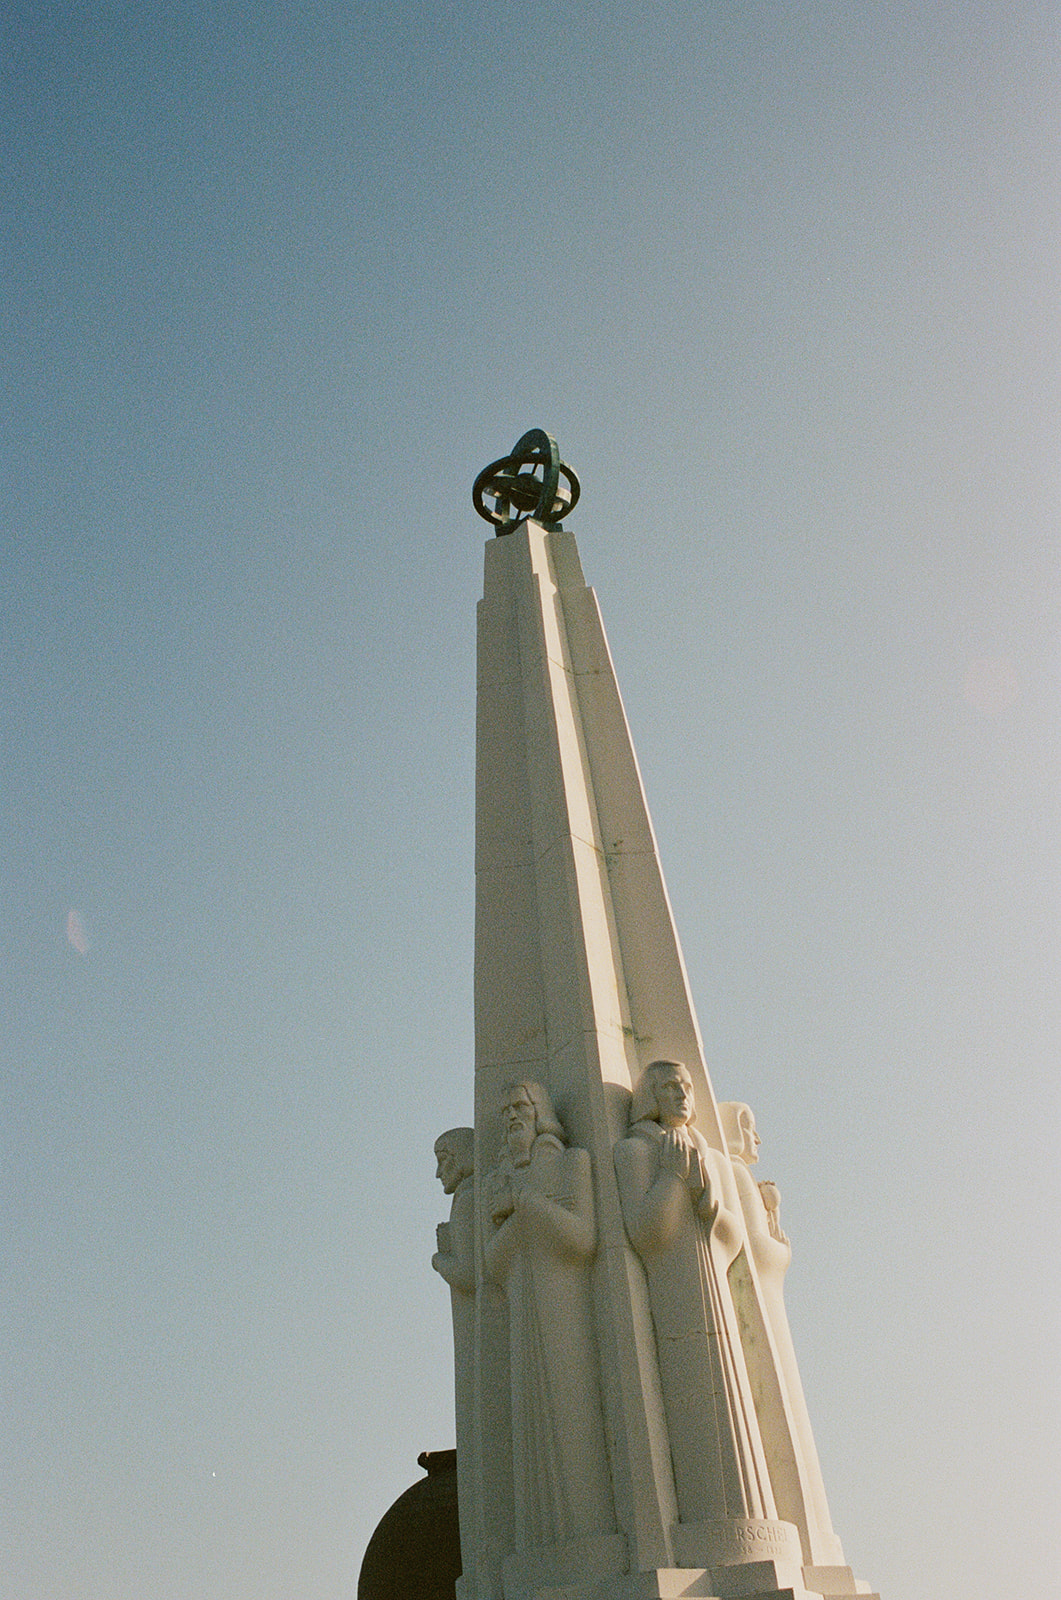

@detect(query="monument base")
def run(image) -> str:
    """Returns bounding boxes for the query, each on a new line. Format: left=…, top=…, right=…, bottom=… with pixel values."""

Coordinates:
left=610, top=1566, right=823, bottom=1600
left=497, top=1556, right=841, bottom=1600
left=671, top=1520, right=803, bottom=1572
left=501, top=1533, right=629, bottom=1600
left=457, top=1552, right=881, bottom=1600
left=470, top=1521, right=884, bottom=1600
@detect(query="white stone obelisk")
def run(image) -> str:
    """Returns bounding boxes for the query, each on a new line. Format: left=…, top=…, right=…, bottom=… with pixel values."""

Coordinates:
left=461, top=510, right=878, bottom=1600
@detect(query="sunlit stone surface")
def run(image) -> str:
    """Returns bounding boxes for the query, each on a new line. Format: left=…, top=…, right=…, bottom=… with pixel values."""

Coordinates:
left=434, top=516, right=879, bottom=1600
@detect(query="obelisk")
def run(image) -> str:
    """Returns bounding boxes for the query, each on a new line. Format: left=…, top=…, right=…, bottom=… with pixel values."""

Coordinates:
left=439, top=432, right=879, bottom=1600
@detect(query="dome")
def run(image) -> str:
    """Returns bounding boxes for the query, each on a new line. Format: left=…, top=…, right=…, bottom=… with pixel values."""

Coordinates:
left=357, top=1450, right=461, bottom=1600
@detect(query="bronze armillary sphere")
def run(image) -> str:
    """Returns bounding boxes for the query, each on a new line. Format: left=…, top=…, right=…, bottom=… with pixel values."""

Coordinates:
left=472, top=429, right=581, bottom=534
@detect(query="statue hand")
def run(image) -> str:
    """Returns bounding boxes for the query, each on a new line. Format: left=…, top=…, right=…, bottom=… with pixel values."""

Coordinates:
left=436, top=1222, right=451, bottom=1253
left=659, top=1128, right=691, bottom=1184
left=686, top=1141, right=707, bottom=1198
left=758, top=1180, right=788, bottom=1244
left=484, top=1170, right=514, bottom=1226
left=512, top=1182, right=554, bottom=1220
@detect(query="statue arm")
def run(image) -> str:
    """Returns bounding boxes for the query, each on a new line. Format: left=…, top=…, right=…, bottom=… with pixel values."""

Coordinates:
left=433, top=1248, right=474, bottom=1289
left=704, top=1152, right=745, bottom=1260
left=517, top=1148, right=596, bottom=1260
left=482, top=1167, right=518, bottom=1286
left=431, top=1219, right=453, bottom=1280
left=694, top=1143, right=744, bottom=1266
left=432, top=1189, right=476, bottom=1293
left=756, top=1228, right=792, bottom=1273
left=742, top=1176, right=791, bottom=1270
left=615, top=1136, right=686, bottom=1255
left=449, top=1188, right=476, bottom=1291
left=483, top=1210, right=517, bottom=1287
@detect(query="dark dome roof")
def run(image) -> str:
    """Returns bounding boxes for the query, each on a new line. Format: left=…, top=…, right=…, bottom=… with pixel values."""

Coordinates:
left=358, top=1450, right=461, bottom=1600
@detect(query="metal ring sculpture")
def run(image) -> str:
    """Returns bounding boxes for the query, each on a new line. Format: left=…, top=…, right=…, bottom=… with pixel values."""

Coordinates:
left=472, top=429, right=581, bottom=534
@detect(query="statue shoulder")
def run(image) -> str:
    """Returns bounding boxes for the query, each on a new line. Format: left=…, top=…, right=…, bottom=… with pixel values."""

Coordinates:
left=691, top=1128, right=729, bottom=1171
left=624, top=1118, right=663, bottom=1145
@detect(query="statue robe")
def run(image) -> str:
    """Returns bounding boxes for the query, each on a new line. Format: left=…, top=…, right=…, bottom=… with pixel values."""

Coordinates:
left=614, top=1119, right=775, bottom=1529
left=483, top=1136, right=613, bottom=1549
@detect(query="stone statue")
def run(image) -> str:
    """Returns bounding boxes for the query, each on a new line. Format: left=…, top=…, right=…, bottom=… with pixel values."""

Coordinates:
left=718, top=1102, right=845, bottom=1570
left=432, top=1126, right=476, bottom=1294
left=482, top=1081, right=614, bottom=1550
left=614, top=1062, right=776, bottom=1535
left=432, top=1127, right=476, bottom=1580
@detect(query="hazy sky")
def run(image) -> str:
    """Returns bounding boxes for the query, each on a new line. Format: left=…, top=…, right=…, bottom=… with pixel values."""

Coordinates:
left=2, top=4, right=1057, bottom=1598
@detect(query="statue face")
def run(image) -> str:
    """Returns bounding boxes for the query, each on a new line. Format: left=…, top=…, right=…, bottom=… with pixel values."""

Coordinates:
left=502, top=1087, right=537, bottom=1161
left=654, top=1065, right=694, bottom=1128
left=435, top=1144, right=463, bottom=1195
left=738, top=1108, right=761, bottom=1164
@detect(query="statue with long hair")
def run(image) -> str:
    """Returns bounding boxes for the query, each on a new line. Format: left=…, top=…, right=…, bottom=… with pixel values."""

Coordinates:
left=482, top=1081, right=614, bottom=1550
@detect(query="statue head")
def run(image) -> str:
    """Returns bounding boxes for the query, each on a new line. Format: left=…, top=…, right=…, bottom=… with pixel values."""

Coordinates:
left=434, top=1127, right=475, bottom=1194
left=630, top=1060, right=696, bottom=1129
left=718, top=1102, right=761, bottom=1165
left=499, top=1080, right=564, bottom=1166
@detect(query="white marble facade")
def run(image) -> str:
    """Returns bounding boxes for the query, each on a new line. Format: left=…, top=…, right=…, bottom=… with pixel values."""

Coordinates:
left=431, top=519, right=879, bottom=1600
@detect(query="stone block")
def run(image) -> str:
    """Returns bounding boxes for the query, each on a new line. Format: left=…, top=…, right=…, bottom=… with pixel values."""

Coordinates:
left=800, top=1568, right=860, bottom=1596
left=609, top=1569, right=718, bottom=1599
left=704, top=1561, right=808, bottom=1599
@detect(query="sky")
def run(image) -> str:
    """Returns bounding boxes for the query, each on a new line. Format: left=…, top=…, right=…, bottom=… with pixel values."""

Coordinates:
left=1, top=2, right=1058, bottom=1597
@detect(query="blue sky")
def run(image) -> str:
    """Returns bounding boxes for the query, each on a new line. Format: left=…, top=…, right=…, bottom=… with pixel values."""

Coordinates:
left=2, top=3, right=1057, bottom=1597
